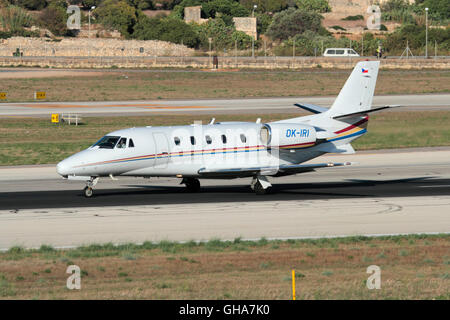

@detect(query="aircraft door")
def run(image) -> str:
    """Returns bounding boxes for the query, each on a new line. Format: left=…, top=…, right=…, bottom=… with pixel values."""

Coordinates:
left=152, top=132, right=170, bottom=168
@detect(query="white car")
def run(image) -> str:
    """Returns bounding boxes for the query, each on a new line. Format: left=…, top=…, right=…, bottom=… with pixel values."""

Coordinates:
left=323, top=48, right=360, bottom=57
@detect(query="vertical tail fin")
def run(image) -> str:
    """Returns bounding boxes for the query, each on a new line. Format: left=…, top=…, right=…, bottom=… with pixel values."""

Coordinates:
left=327, top=61, right=380, bottom=117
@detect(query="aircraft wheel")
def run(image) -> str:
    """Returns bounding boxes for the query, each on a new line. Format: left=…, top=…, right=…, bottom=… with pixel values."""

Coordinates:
left=254, top=181, right=270, bottom=195
left=184, top=178, right=201, bottom=193
left=84, top=186, right=93, bottom=198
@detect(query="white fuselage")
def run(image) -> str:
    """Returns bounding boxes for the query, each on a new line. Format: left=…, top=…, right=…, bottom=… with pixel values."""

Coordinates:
left=57, top=60, right=381, bottom=191
left=56, top=121, right=333, bottom=179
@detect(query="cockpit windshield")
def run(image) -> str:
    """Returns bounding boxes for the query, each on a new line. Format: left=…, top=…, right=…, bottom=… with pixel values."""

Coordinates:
left=92, top=136, right=120, bottom=149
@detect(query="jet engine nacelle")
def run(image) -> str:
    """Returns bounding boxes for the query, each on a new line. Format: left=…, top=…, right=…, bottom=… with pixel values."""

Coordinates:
left=260, top=123, right=317, bottom=148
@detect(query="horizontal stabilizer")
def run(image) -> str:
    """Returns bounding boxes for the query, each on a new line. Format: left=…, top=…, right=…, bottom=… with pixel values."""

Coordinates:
left=294, top=103, right=329, bottom=114
left=317, top=143, right=355, bottom=154
left=333, top=105, right=401, bottom=120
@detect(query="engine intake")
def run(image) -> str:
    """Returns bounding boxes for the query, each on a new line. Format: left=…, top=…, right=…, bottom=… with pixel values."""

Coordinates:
left=260, top=123, right=317, bottom=149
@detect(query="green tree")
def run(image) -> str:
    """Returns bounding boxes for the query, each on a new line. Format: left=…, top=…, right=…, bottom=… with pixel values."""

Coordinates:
left=240, top=0, right=288, bottom=13
left=81, top=0, right=102, bottom=10
left=172, top=0, right=248, bottom=24
left=39, top=6, right=67, bottom=35
left=154, top=0, right=183, bottom=10
left=418, top=0, right=450, bottom=21
left=95, top=0, right=137, bottom=37
left=192, top=17, right=252, bottom=50
left=384, top=23, right=450, bottom=53
left=133, top=14, right=200, bottom=47
left=126, top=0, right=153, bottom=10
left=266, top=7, right=324, bottom=41
left=295, top=0, right=331, bottom=13
left=380, top=0, right=409, bottom=12
left=256, top=12, right=272, bottom=35
left=9, top=0, right=47, bottom=10
left=202, top=0, right=249, bottom=21
left=47, top=0, right=67, bottom=9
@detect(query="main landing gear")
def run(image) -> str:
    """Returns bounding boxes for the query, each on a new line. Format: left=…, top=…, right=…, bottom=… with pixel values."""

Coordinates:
left=181, top=177, right=201, bottom=192
left=251, top=176, right=272, bottom=195
left=83, top=177, right=99, bottom=198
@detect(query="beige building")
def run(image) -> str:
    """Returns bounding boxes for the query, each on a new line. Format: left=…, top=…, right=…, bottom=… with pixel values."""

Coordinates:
left=233, top=17, right=257, bottom=39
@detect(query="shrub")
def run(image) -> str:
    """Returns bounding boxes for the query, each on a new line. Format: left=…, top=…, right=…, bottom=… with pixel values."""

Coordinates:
left=11, top=0, right=47, bottom=10
left=0, top=5, right=34, bottom=33
left=256, top=12, right=272, bottom=35
left=39, top=6, right=68, bottom=36
left=133, top=15, right=200, bottom=47
left=331, top=25, right=345, bottom=31
left=266, top=8, right=323, bottom=41
left=172, top=0, right=248, bottom=24
left=295, top=0, right=331, bottom=13
left=384, top=24, right=450, bottom=53
left=81, top=0, right=102, bottom=10
left=95, top=0, right=137, bottom=38
left=418, top=0, right=450, bottom=21
left=342, top=15, right=364, bottom=21
left=240, top=0, right=288, bottom=13
left=192, top=17, right=252, bottom=50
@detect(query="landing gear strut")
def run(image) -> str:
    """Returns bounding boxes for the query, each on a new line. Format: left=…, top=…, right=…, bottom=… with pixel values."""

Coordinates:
left=181, top=178, right=201, bottom=192
left=251, top=176, right=272, bottom=195
left=83, top=177, right=99, bottom=198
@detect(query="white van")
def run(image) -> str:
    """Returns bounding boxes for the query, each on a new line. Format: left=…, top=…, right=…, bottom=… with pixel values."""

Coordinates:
left=323, top=48, right=360, bottom=57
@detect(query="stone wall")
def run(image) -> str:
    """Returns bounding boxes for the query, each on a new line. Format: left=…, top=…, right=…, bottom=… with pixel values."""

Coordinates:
left=0, top=56, right=447, bottom=70
left=233, top=17, right=257, bottom=39
left=326, top=0, right=415, bottom=19
left=184, top=6, right=208, bottom=24
left=0, top=37, right=195, bottom=57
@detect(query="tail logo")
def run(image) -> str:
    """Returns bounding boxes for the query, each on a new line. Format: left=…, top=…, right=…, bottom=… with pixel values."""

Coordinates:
left=362, top=68, right=369, bottom=73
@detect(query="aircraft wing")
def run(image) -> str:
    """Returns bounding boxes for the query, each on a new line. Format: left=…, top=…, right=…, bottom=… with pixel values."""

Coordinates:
left=198, top=162, right=354, bottom=178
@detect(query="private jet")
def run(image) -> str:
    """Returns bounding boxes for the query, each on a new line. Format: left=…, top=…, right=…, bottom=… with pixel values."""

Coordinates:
left=57, top=61, right=398, bottom=197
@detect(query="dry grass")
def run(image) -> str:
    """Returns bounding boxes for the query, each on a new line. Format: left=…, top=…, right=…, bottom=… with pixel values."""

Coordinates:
left=0, top=235, right=448, bottom=299
left=0, top=69, right=448, bottom=102
left=1, top=110, right=450, bottom=166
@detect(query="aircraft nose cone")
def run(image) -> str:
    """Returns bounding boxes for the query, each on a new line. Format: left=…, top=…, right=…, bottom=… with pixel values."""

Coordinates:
left=56, top=160, right=69, bottom=176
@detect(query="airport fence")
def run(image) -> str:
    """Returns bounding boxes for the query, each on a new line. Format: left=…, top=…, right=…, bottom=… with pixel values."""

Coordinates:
left=0, top=55, right=449, bottom=70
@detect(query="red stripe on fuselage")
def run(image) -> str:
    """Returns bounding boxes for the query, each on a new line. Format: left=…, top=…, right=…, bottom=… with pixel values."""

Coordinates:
left=334, top=116, right=369, bottom=134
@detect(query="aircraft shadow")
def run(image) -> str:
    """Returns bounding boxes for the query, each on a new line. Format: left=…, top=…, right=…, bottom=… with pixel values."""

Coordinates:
left=1, top=176, right=448, bottom=210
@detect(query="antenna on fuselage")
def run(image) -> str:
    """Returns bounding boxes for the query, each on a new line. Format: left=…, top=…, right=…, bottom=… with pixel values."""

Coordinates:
left=209, top=118, right=215, bottom=124
left=256, top=118, right=261, bottom=123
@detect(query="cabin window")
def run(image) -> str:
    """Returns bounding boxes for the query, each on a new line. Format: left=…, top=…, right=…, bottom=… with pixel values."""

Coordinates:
left=190, top=136, right=196, bottom=145
left=128, top=139, right=135, bottom=148
left=221, top=134, right=227, bottom=144
left=174, top=137, right=180, bottom=146
left=93, top=136, right=120, bottom=149
left=205, top=135, right=212, bottom=144
left=240, top=134, right=247, bottom=143
left=116, top=137, right=127, bottom=149
left=327, top=49, right=335, bottom=54
left=336, top=49, right=345, bottom=54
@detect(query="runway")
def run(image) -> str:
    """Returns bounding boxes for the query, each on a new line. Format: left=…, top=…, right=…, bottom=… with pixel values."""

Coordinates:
left=0, top=148, right=449, bottom=249
left=0, top=94, right=449, bottom=116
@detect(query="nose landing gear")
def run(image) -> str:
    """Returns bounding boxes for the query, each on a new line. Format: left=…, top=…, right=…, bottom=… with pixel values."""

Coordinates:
left=250, top=176, right=272, bottom=195
left=83, top=177, right=99, bottom=198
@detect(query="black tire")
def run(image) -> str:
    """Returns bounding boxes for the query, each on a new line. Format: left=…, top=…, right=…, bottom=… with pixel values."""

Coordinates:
left=84, top=186, right=93, bottom=198
left=185, top=178, right=201, bottom=193
left=254, top=181, right=270, bottom=195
